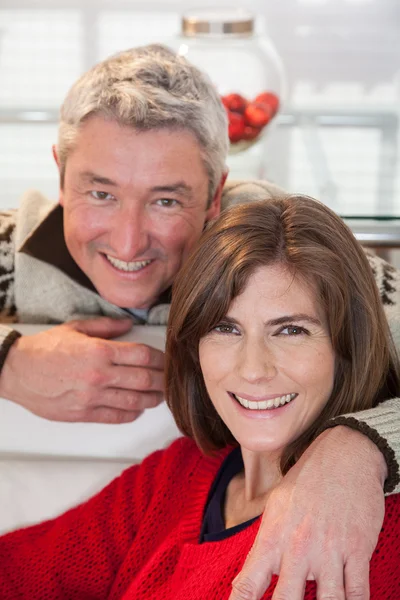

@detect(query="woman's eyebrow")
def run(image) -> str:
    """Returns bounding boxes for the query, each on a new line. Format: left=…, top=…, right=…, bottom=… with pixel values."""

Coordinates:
left=223, top=314, right=321, bottom=327
left=220, top=315, right=240, bottom=325
left=268, top=314, right=322, bottom=327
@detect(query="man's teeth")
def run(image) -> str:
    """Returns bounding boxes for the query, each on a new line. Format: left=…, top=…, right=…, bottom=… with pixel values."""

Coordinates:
left=233, top=393, right=297, bottom=410
left=106, top=255, right=152, bottom=272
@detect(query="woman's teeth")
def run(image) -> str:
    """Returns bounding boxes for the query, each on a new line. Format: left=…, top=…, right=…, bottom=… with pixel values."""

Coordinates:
left=106, top=255, right=152, bottom=272
left=233, top=393, right=297, bottom=410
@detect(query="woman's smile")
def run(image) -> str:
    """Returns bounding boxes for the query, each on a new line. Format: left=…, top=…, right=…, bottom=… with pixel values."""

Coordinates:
left=230, top=391, right=298, bottom=410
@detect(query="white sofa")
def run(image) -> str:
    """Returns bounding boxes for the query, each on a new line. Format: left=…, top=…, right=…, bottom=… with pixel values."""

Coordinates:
left=0, top=325, right=180, bottom=535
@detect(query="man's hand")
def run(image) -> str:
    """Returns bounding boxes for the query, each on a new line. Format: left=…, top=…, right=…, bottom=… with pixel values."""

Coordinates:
left=230, top=426, right=387, bottom=600
left=0, top=317, right=165, bottom=423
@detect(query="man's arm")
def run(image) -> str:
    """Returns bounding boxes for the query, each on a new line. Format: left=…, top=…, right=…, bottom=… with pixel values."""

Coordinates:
left=230, top=425, right=387, bottom=600
left=0, top=317, right=165, bottom=423
left=320, top=398, right=400, bottom=494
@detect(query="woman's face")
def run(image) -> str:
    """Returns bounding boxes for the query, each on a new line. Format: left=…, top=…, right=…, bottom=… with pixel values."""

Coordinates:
left=199, top=263, right=336, bottom=454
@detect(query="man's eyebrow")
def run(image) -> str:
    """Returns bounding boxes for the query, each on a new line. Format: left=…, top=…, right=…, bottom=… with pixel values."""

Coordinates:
left=79, top=174, right=193, bottom=197
left=151, top=182, right=193, bottom=197
left=267, top=314, right=322, bottom=327
left=79, top=171, right=117, bottom=186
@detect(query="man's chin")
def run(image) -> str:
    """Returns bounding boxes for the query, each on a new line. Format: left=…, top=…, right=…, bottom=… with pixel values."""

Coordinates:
left=90, top=257, right=163, bottom=309
left=97, top=286, right=156, bottom=310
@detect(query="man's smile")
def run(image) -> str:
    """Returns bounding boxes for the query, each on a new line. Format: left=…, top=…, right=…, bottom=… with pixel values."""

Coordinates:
left=105, top=254, right=153, bottom=273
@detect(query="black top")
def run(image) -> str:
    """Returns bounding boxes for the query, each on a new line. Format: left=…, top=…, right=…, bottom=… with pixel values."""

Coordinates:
left=200, top=446, right=260, bottom=543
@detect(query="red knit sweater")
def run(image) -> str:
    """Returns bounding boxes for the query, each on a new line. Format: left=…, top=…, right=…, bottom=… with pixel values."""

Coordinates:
left=0, top=437, right=399, bottom=599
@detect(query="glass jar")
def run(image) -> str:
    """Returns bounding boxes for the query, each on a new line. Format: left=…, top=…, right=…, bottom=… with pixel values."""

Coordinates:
left=172, top=8, right=286, bottom=178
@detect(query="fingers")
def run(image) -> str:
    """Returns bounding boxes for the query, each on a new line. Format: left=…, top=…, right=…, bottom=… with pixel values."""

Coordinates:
left=270, top=559, right=308, bottom=600
left=315, top=552, right=345, bottom=600
left=230, top=573, right=273, bottom=600
left=344, top=556, right=370, bottom=600
left=260, top=552, right=369, bottom=600
left=93, top=387, right=164, bottom=412
left=33, top=387, right=162, bottom=422
left=85, top=406, right=144, bottom=424
left=107, top=365, right=165, bottom=393
left=229, top=531, right=275, bottom=600
left=70, top=317, right=133, bottom=339
left=110, top=341, right=165, bottom=370
left=68, top=320, right=165, bottom=370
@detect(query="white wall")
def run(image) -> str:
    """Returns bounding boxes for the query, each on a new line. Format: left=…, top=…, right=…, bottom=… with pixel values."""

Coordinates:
left=0, top=0, right=399, bottom=215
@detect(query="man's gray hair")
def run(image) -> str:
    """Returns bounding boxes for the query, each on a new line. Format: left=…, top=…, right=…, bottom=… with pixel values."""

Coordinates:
left=58, top=44, right=229, bottom=202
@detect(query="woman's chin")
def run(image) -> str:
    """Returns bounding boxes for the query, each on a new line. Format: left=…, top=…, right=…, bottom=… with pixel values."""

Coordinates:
left=237, top=437, right=287, bottom=457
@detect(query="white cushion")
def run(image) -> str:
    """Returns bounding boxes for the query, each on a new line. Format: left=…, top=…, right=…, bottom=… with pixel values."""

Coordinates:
left=0, top=456, right=132, bottom=534
left=0, top=324, right=180, bottom=533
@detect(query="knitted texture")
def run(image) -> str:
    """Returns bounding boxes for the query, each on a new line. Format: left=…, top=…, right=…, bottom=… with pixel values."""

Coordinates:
left=0, top=437, right=399, bottom=600
left=0, top=329, right=21, bottom=372
left=322, top=401, right=400, bottom=493
left=0, top=209, right=17, bottom=322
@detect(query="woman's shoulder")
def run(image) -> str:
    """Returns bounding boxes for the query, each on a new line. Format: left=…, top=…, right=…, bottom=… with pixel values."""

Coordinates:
left=384, top=492, right=400, bottom=517
left=128, top=437, right=233, bottom=489
left=375, top=493, right=400, bottom=557
left=154, top=437, right=232, bottom=473
left=122, top=437, right=202, bottom=483
left=369, top=493, right=400, bottom=597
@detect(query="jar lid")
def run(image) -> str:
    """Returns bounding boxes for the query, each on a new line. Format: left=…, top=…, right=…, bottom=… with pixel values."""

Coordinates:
left=182, top=9, right=254, bottom=36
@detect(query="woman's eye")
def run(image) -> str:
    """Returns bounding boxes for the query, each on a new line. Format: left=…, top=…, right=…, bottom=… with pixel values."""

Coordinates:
left=156, top=198, right=178, bottom=207
left=90, top=191, right=114, bottom=201
left=213, top=323, right=239, bottom=335
left=279, top=325, right=308, bottom=336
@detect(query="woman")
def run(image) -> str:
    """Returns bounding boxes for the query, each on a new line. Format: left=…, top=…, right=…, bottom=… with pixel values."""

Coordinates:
left=0, top=195, right=399, bottom=599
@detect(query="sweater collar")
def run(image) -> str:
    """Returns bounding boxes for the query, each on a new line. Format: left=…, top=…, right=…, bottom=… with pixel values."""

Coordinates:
left=19, top=203, right=97, bottom=293
left=18, top=202, right=172, bottom=307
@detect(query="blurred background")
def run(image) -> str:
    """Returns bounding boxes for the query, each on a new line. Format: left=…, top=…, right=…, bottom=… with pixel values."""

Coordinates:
left=0, top=0, right=399, bottom=224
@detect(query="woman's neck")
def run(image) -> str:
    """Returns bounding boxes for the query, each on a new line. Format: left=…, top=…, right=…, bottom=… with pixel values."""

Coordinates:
left=224, top=448, right=282, bottom=529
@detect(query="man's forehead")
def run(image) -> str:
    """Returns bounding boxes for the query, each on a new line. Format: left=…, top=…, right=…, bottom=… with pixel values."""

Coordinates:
left=75, top=117, right=203, bottom=154
left=65, top=118, right=210, bottom=198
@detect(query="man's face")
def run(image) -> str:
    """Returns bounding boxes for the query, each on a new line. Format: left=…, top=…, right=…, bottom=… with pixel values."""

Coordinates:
left=58, top=116, right=223, bottom=309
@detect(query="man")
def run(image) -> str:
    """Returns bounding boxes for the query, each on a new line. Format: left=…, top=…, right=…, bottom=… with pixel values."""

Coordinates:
left=0, top=44, right=399, bottom=599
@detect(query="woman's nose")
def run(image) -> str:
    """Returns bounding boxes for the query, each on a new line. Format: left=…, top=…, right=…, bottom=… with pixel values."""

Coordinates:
left=237, top=340, right=277, bottom=383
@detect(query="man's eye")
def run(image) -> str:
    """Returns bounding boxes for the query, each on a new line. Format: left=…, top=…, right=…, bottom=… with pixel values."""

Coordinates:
left=90, top=191, right=114, bottom=201
left=156, top=198, right=178, bottom=207
left=278, top=325, right=308, bottom=336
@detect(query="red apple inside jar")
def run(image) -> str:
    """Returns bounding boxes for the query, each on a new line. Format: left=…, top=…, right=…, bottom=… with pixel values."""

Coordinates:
left=222, top=90, right=280, bottom=150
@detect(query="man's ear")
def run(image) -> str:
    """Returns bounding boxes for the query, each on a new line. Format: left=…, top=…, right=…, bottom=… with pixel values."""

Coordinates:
left=52, top=145, right=64, bottom=207
left=205, top=170, right=229, bottom=222
left=52, top=145, right=60, bottom=169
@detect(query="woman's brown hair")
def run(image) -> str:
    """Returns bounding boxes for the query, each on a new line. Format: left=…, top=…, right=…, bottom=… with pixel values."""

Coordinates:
left=165, top=195, right=400, bottom=473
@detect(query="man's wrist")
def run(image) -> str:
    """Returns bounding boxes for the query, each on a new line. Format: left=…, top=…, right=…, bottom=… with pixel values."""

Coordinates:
left=0, top=329, right=21, bottom=374
left=318, top=424, right=388, bottom=488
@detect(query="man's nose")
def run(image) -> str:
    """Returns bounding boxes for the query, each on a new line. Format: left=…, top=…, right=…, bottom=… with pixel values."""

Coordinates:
left=238, top=339, right=277, bottom=383
left=109, top=207, right=150, bottom=260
